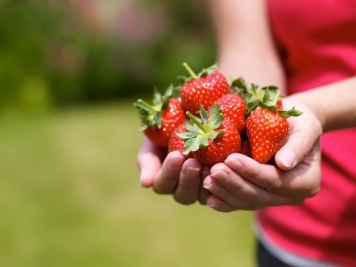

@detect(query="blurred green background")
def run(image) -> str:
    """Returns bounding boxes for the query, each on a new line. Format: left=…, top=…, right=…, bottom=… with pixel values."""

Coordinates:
left=0, top=0, right=255, bottom=266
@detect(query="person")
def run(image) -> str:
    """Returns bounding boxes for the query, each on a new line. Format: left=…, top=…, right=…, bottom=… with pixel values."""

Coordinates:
left=137, top=0, right=356, bottom=266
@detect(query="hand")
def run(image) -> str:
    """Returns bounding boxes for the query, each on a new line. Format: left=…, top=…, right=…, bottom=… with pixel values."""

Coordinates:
left=137, top=137, right=211, bottom=205
left=202, top=99, right=323, bottom=212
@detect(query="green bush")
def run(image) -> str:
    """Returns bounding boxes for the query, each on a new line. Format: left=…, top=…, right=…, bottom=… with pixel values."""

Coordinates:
left=0, top=0, right=216, bottom=112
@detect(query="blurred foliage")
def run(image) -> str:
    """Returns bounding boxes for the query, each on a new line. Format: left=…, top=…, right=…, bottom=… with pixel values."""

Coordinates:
left=0, top=0, right=216, bottom=112
left=0, top=102, right=254, bottom=267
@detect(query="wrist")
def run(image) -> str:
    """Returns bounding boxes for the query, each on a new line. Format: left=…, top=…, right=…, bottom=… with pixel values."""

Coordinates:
left=283, top=96, right=323, bottom=137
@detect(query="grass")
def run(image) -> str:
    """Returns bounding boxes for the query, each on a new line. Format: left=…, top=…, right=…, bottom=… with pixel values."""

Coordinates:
left=0, top=101, right=255, bottom=267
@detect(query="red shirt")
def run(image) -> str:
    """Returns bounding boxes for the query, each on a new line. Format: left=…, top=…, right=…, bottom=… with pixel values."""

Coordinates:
left=258, top=0, right=356, bottom=266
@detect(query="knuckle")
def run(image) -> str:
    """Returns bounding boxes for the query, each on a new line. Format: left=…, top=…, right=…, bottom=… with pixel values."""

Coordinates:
left=249, top=166, right=262, bottom=179
left=267, top=178, right=283, bottom=192
left=258, top=195, right=271, bottom=206
left=231, top=180, right=244, bottom=193
left=217, top=188, right=231, bottom=201
left=207, top=181, right=230, bottom=200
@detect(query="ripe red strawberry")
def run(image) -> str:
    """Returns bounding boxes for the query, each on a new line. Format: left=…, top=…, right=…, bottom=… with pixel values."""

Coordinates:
left=179, top=63, right=230, bottom=115
left=134, top=85, right=186, bottom=148
left=215, top=93, right=246, bottom=134
left=177, top=104, right=241, bottom=166
left=241, top=138, right=252, bottom=158
left=168, top=123, right=186, bottom=153
left=246, top=106, right=291, bottom=163
left=168, top=123, right=193, bottom=158
left=236, top=80, right=303, bottom=163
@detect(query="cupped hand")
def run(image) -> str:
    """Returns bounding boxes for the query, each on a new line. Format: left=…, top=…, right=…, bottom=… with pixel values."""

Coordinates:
left=202, top=99, right=323, bottom=212
left=136, top=137, right=211, bottom=205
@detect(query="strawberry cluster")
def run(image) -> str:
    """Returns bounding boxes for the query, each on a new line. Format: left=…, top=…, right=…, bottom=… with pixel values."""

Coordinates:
left=134, top=63, right=302, bottom=166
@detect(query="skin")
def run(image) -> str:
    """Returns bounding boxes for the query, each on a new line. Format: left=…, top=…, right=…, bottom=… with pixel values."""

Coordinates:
left=137, top=0, right=356, bottom=212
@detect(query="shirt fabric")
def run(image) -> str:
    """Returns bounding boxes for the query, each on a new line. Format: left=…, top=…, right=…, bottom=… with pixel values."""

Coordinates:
left=257, top=1, right=356, bottom=266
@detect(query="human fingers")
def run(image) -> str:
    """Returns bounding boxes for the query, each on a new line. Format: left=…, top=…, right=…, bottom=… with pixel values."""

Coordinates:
left=198, top=165, right=212, bottom=205
left=173, top=158, right=203, bottom=205
left=153, top=150, right=186, bottom=194
left=205, top=189, right=299, bottom=212
left=206, top=192, right=303, bottom=213
left=275, top=100, right=322, bottom=170
left=137, top=137, right=167, bottom=188
left=225, top=145, right=321, bottom=199
left=205, top=194, right=237, bottom=212
left=203, top=163, right=300, bottom=211
left=277, top=140, right=321, bottom=198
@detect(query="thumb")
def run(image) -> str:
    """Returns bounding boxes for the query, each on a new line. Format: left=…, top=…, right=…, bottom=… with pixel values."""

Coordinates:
left=137, top=137, right=166, bottom=187
left=274, top=116, right=322, bottom=170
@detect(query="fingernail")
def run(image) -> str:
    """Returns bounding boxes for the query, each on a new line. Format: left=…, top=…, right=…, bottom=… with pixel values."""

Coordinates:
left=210, top=170, right=228, bottom=180
left=203, top=176, right=214, bottom=188
left=207, top=203, right=220, bottom=210
left=203, top=184, right=213, bottom=190
left=280, top=149, right=297, bottom=168
left=186, top=166, right=200, bottom=179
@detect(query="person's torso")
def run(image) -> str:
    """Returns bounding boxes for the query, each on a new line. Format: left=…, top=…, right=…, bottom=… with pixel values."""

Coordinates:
left=258, top=1, right=356, bottom=266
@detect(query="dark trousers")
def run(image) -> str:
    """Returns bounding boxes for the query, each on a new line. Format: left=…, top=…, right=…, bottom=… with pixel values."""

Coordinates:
left=257, top=241, right=292, bottom=267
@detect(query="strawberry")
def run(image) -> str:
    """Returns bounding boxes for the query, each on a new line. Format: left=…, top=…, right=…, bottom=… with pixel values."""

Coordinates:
left=177, top=104, right=241, bottom=166
left=179, top=63, right=230, bottom=115
left=231, top=77, right=283, bottom=111
left=215, top=93, right=246, bottom=134
left=241, top=138, right=252, bottom=158
left=134, top=85, right=186, bottom=148
left=168, top=123, right=193, bottom=158
left=246, top=106, right=290, bottom=163
left=245, top=88, right=302, bottom=163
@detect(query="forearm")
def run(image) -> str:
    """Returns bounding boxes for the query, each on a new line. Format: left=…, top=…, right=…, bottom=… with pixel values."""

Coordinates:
left=208, top=0, right=286, bottom=93
left=208, top=1, right=356, bottom=133
left=290, top=76, right=356, bottom=132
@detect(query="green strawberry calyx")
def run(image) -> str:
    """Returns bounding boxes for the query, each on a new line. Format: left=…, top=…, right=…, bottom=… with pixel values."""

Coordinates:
left=178, top=62, right=218, bottom=83
left=232, top=77, right=302, bottom=118
left=134, top=84, right=176, bottom=131
left=248, top=88, right=302, bottom=118
left=177, top=104, right=225, bottom=155
left=231, top=77, right=279, bottom=106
